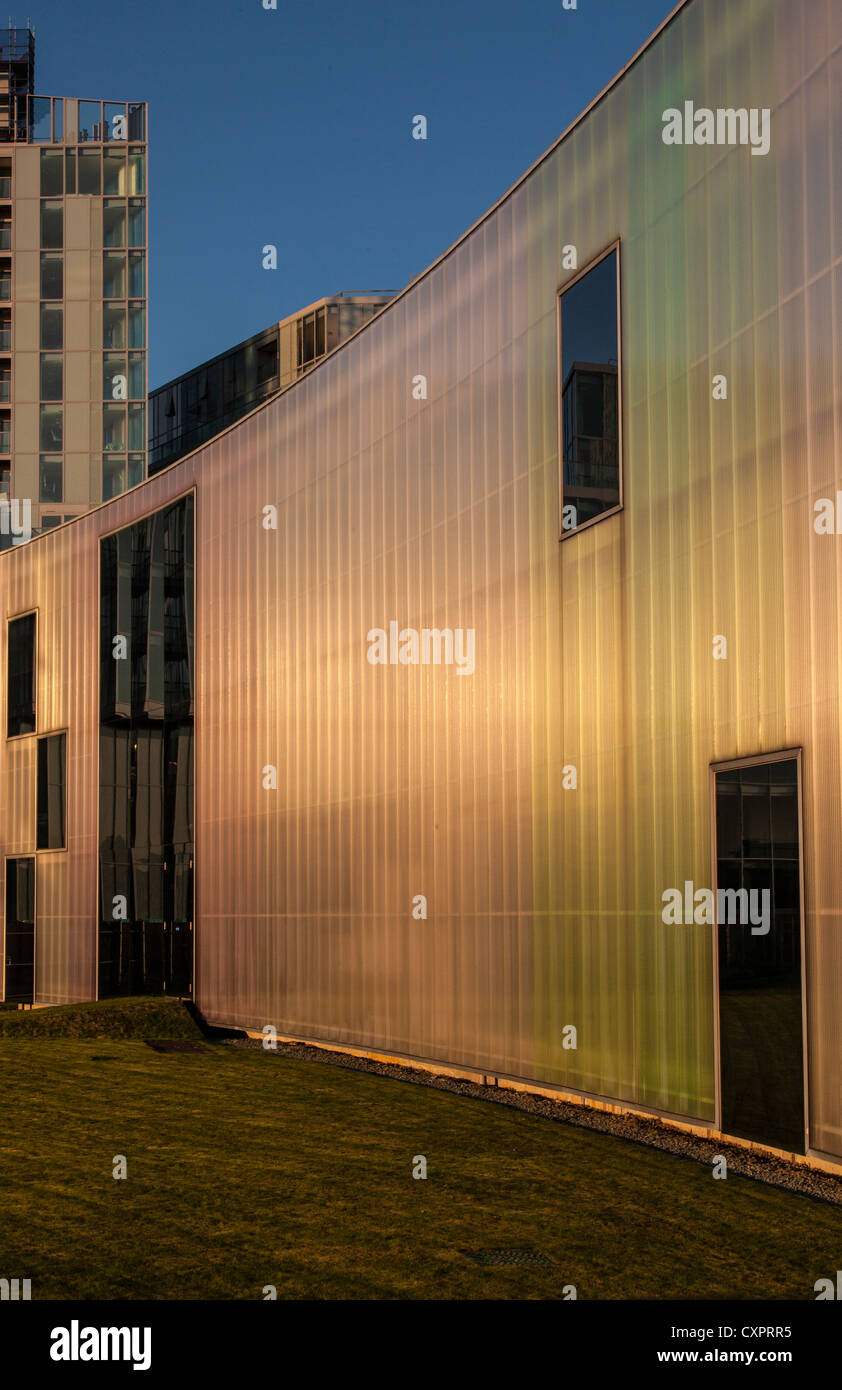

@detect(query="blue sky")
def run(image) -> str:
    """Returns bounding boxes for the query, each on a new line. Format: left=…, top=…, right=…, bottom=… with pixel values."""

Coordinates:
left=30, top=0, right=674, bottom=387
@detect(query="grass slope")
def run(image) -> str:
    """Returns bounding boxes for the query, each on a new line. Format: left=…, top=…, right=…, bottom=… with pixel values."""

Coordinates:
left=0, top=1027, right=840, bottom=1299
left=0, top=997, right=202, bottom=1039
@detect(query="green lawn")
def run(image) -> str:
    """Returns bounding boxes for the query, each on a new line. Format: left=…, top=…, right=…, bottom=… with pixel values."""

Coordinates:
left=0, top=1004, right=839, bottom=1299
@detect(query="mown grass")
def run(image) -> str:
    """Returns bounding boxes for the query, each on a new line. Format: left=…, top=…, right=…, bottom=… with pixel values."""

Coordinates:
left=0, top=996, right=202, bottom=1039
left=0, top=1014, right=839, bottom=1299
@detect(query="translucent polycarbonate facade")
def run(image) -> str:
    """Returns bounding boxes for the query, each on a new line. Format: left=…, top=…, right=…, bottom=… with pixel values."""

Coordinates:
left=1, top=0, right=841, bottom=1164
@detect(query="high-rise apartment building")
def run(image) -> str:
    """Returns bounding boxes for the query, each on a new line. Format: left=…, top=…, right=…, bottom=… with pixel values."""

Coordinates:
left=0, top=26, right=146, bottom=544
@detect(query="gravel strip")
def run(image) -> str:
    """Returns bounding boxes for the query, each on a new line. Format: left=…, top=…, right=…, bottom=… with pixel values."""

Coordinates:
left=219, top=1035, right=842, bottom=1206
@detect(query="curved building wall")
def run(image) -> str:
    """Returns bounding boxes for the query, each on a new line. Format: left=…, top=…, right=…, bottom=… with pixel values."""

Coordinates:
left=1, top=0, right=841, bottom=1161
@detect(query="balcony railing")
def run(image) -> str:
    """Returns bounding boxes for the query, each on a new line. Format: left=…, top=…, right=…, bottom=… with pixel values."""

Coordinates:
left=0, top=178, right=11, bottom=197
left=0, top=432, right=10, bottom=453
left=0, top=279, right=11, bottom=300
left=0, top=380, right=10, bottom=401
left=0, top=229, right=10, bottom=250
left=0, top=329, right=10, bottom=349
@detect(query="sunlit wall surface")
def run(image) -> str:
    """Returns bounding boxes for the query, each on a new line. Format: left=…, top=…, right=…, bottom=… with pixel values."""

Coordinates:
left=0, top=0, right=840, bottom=1163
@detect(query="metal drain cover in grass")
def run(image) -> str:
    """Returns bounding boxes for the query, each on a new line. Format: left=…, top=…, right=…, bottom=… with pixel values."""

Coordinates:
left=145, top=1039, right=208, bottom=1054
left=463, top=1248, right=555, bottom=1268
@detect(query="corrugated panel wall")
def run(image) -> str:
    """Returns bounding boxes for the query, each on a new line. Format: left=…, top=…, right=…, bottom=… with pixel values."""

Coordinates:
left=1, top=0, right=840, bottom=1158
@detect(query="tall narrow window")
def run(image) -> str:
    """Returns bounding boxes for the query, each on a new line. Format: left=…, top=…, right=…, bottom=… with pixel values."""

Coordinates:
left=714, top=754, right=805, bottom=1154
left=8, top=612, right=36, bottom=737
left=558, top=244, right=621, bottom=536
left=37, top=733, right=66, bottom=850
left=4, top=857, right=35, bottom=1003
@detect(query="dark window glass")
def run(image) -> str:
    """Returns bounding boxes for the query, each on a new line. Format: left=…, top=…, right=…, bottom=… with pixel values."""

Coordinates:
left=39, top=455, right=62, bottom=502
left=128, top=104, right=145, bottom=141
left=715, top=758, right=804, bottom=1154
left=40, top=305, right=62, bottom=350
left=40, top=355, right=62, bottom=401
left=40, top=253, right=62, bottom=300
left=128, top=200, right=144, bottom=247
left=4, top=857, right=34, bottom=1003
left=37, top=732, right=66, bottom=849
left=99, top=497, right=194, bottom=998
left=7, top=612, right=35, bottom=736
left=560, top=248, right=620, bottom=534
left=32, top=96, right=51, bottom=142
left=40, top=201, right=62, bottom=248
left=39, top=405, right=62, bottom=450
left=64, top=149, right=76, bottom=194
left=77, top=149, right=101, bottom=196
left=40, top=149, right=62, bottom=195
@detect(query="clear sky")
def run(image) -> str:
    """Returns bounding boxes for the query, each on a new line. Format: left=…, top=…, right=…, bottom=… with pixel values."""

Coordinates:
left=29, top=0, right=675, bottom=388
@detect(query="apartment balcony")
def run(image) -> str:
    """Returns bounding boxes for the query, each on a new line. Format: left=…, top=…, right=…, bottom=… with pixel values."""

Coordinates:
left=0, top=432, right=11, bottom=454
left=0, top=330, right=10, bottom=349
left=0, top=278, right=11, bottom=300
left=0, top=178, right=11, bottom=197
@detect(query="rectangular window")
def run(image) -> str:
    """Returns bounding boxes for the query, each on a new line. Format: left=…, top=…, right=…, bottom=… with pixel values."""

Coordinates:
left=7, top=612, right=35, bottom=737
left=103, top=354, right=126, bottom=400
left=103, top=150, right=126, bottom=196
left=77, top=149, right=101, bottom=196
left=103, top=252, right=126, bottom=299
left=128, top=353, right=145, bottom=399
left=128, top=403, right=145, bottom=451
left=103, top=201, right=126, bottom=248
left=40, top=304, right=62, bottom=350
left=128, top=200, right=144, bottom=247
left=40, top=253, right=63, bottom=300
left=4, top=857, right=35, bottom=1003
left=103, top=304, right=126, bottom=349
left=78, top=101, right=101, bottom=143
left=128, top=104, right=145, bottom=141
left=714, top=754, right=805, bottom=1154
left=39, top=455, right=62, bottom=503
left=128, top=149, right=145, bottom=196
left=40, top=355, right=63, bottom=401
left=40, top=149, right=62, bottom=195
left=128, top=302, right=145, bottom=349
left=40, top=201, right=63, bottom=249
left=102, top=455, right=126, bottom=500
left=128, top=252, right=145, bottom=298
left=40, top=405, right=63, bottom=451
left=32, top=96, right=51, bottom=143
left=64, top=149, right=76, bottom=194
left=558, top=244, right=621, bottom=537
left=37, top=732, right=66, bottom=850
left=104, top=102, right=127, bottom=141
left=103, top=404, right=126, bottom=451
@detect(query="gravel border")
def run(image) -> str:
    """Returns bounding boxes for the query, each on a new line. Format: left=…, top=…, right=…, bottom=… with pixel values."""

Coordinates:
left=219, top=1035, right=842, bottom=1207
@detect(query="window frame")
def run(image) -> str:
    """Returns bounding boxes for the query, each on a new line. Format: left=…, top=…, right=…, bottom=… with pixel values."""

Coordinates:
left=36, top=728, right=68, bottom=852
left=6, top=607, right=37, bottom=741
left=708, top=747, right=809, bottom=1155
left=556, top=237, right=623, bottom=541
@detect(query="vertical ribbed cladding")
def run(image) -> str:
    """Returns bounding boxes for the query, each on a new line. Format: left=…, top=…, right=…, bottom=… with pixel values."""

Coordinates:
left=0, top=0, right=840, bottom=1160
